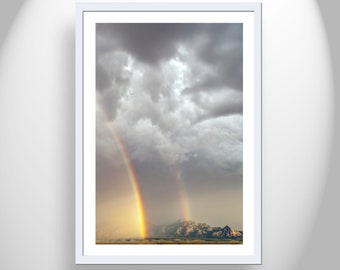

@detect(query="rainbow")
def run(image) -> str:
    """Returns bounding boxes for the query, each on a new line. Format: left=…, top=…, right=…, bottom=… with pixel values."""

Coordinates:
left=172, top=163, right=192, bottom=221
left=110, top=128, right=147, bottom=238
left=97, top=107, right=147, bottom=238
left=97, top=104, right=193, bottom=234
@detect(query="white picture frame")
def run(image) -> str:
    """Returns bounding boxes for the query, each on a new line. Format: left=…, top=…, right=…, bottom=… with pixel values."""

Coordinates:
left=76, top=2, right=262, bottom=264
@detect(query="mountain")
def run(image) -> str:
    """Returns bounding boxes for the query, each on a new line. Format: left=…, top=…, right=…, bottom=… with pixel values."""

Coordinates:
left=147, top=220, right=243, bottom=240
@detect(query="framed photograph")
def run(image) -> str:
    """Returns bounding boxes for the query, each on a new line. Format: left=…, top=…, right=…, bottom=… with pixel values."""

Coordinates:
left=76, top=2, right=262, bottom=264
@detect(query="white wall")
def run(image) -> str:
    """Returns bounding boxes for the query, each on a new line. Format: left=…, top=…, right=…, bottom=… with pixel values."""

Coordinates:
left=0, top=1, right=338, bottom=269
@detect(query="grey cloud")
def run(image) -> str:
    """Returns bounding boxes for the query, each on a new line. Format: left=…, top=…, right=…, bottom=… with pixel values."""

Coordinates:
left=195, top=24, right=243, bottom=91
left=181, top=23, right=243, bottom=92
left=97, top=23, right=197, bottom=65
left=96, top=63, right=111, bottom=91
left=96, top=23, right=243, bottom=228
left=189, top=89, right=243, bottom=122
left=96, top=50, right=133, bottom=119
left=202, top=100, right=242, bottom=120
left=97, top=23, right=242, bottom=91
left=96, top=50, right=132, bottom=91
left=96, top=23, right=243, bottom=119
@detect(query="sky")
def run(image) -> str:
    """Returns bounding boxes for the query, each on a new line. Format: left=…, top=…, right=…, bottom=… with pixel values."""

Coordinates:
left=95, top=23, right=243, bottom=240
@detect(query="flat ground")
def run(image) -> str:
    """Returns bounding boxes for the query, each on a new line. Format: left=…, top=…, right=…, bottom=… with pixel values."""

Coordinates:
left=96, top=238, right=242, bottom=244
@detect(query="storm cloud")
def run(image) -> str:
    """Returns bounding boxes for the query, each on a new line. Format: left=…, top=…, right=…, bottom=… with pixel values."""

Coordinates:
left=96, top=23, right=243, bottom=238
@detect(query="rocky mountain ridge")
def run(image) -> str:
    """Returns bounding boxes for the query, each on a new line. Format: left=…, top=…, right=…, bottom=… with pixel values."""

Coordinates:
left=148, top=220, right=243, bottom=240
